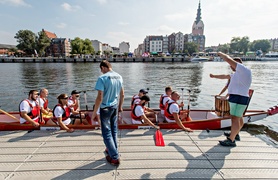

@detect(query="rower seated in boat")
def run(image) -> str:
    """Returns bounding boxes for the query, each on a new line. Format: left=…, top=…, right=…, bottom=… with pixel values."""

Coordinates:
left=164, top=91, right=193, bottom=132
left=46, top=94, right=74, bottom=132
left=19, top=90, right=42, bottom=127
left=131, top=95, right=159, bottom=129
left=38, top=88, right=53, bottom=122
left=67, top=90, right=90, bottom=125
left=159, top=86, right=172, bottom=117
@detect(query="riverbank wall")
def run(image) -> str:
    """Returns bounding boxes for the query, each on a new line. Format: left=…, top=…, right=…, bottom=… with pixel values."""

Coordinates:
left=0, top=57, right=191, bottom=63
left=0, top=56, right=261, bottom=63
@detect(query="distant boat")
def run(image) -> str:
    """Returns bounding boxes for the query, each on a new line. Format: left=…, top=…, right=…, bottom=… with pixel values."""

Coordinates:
left=260, top=52, right=278, bottom=61
left=190, top=55, right=209, bottom=62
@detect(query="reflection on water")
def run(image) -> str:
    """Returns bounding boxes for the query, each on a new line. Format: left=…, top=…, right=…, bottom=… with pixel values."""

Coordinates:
left=0, top=61, right=278, bottom=143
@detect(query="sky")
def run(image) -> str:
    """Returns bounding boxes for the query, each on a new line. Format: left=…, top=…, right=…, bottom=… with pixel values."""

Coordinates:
left=0, top=0, right=277, bottom=52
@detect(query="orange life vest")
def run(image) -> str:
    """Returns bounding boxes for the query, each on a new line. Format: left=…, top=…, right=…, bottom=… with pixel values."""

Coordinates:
left=164, top=101, right=179, bottom=120
left=130, top=95, right=140, bottom=109
left=53, top=104, right=71, bottom=121
left=131, top=104, right=145, bottom=121
left=19, top=99, right=40, bottom=119
left=159, top=94, right=170, bottom=110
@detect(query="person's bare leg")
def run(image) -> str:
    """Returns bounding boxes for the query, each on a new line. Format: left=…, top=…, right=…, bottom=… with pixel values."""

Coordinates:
left=229, top=116, right=241, bottom=141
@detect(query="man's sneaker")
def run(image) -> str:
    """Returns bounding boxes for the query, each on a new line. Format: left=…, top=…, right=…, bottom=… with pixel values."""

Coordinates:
left=224, top=132, right=240, bottom=141
left=106, top=155, right=120, bottom=166
left=219, top=138, right=236, bottom=147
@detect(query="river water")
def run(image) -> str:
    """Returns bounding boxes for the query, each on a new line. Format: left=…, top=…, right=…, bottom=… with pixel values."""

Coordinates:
left=0, top=61, right=277, bottom=144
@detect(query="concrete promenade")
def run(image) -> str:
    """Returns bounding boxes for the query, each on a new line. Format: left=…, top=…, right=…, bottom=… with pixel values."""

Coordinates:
left=0, top=129, right=277, bottom=179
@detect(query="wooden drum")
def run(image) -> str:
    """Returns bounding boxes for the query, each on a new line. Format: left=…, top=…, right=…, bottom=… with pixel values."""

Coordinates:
left=215, top=96, right=230, bottom=117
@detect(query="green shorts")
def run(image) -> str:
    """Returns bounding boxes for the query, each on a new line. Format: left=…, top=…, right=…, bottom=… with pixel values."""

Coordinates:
left=229, top=102, right=247, bottom=117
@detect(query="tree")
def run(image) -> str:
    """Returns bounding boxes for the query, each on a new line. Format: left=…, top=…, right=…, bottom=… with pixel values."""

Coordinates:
left=82, top=38, right=95, bottom=55
left=230, top=36, right=250, bottom=54
left=183, top=42, right=198, bottom=56
left=70, top=37, right=84, bottom=55
left=37, top=31, right=50, bottom=57
left=14, top=30, right=37, bottom=55
left=70, top=37, right=94, bottom=56
left=249, top=40, right=271, bottom=53
left=218, top=44, right=230, bottom=54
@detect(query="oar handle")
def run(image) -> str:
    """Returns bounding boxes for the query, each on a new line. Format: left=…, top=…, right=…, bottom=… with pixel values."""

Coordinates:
left=0, top=109, right=20, bottom=121
left=181, top=88, right=184, bottom=110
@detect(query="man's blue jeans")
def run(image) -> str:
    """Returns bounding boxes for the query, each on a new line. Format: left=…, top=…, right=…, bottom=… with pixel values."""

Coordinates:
left=100, top=106, right=119, bottom=160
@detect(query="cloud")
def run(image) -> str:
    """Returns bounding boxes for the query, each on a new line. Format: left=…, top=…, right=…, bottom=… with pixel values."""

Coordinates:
left=56, top=23, right=67, bottom=29
left=61, top=3, right=81, bottom=12
left=157, top=25, right=175, bottom=34
left=118, top=22, right=129, bottom=26
left=164, top=12, right=187, bottom=21
left=96, top=0, right=107, bottom=5
left=0, top=0, right=31, bottom=7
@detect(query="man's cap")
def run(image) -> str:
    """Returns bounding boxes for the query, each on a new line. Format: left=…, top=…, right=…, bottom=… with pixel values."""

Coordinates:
left=140, top=95, right=150, bottom=101
left=71, top=90, right=80, bottom=95
left=139, top=89, right=148, bottom=94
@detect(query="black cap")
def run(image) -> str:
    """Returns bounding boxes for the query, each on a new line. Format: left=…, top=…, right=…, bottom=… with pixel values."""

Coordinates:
left=139, top=89, right=148, bottom=94
left=140, top=95, right=150, bottom=101
left=71, top=90, right=80, bottom=95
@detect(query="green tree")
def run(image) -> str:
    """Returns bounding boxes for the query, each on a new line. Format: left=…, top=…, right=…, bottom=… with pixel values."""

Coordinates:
left=82, top=38, right=95, bottom=55
left=218, top=44, right=230, bottom=54
left=14, top=30, right=37, bottom=55
left=37, top=31, right=50, bottom=57
left=249, top=40, right=271, bottom=53
left=230, top=36, right=250, bottom=54
left=238, top=36, right=250, bottom=54
left=70, top=37, right=84, bottom=55
left=183, top=42, right=198, bottom=56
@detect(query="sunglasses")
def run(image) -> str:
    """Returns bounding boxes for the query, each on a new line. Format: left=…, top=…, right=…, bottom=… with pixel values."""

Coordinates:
left=75, top=95, right=80, bottom=97
left=62, top=97, right=69, bottom=100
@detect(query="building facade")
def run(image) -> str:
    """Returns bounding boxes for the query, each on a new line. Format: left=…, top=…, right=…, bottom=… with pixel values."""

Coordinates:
left=191, top=1, right=205, bottom=51
left=168, top=33, right=176, bottom=53
left=119, top=41, right=130, bottom=54
left=91, top=40, right=103, bottom=55
left=175, top=32, right=184, bottom=52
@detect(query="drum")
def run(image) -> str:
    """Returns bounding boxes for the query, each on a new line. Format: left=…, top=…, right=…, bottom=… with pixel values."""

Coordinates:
left=215, top=96, right=230, bottom=117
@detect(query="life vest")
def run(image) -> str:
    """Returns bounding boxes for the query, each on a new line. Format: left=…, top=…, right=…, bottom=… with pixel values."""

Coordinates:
left=40, top=96, right=48, bottom=109
left=164, top=101, right=179, bottom=120
left=131, top=104, right=145, bottom=121
left=19, top=99, right=40, bottom=119
left=130, top=95, right=140, bottom=108
left=69, top=96, right=78, bottom=110
left=159, top=94, right=170, bottom=110
left=53, top=104, right=71, bottom=121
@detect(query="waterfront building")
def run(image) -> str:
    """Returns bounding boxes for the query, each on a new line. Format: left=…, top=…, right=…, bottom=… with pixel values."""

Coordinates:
left=102, top=43, right=113, bottom=53
left=175, top=32, right=184, bottom=52
left=47, top=38, right=71, bottom=57
left=119, top=41, right=130, bottom=54
left=134, top=43, right=144, bottom=57
left=143, top=36, right=150, bottom=53
left=149, top=36, right=163, bottom=55
left=191, top=1, right=206, bottom=51
left=269, top=38, right=278, bottom=51
left=91, top=40, right=103, bottom=55
left=0, top=44, right=17, bottom=56
left=112, top=47, right=120, bottom=54
left=168, top=33, right=176, bottom=53
left=162, top=36, right=169, bottom=53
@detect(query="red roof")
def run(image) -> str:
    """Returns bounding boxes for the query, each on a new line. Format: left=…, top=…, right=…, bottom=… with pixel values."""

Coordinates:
left=42, top=29, right=57, bottom=39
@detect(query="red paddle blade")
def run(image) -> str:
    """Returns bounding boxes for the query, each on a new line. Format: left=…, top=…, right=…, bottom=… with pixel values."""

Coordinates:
left=155, top=130, right=165, bottom=146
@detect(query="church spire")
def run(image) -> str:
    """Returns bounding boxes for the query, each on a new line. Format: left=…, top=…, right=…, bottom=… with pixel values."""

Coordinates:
left=195, top=0, right=202, bottom=24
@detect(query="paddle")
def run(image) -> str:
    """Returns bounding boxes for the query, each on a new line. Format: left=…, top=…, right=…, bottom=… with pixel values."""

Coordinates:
left=181, top=88, right=184, bottom=110
left=155, top=114, right=165, bottom=146
left=83, top=90, right=88, bottom=111
left=187, top=89, right=191, bottom=118
left=38, top=94, right=44, bottom=124
left=0, top=109, right=20, bottom=122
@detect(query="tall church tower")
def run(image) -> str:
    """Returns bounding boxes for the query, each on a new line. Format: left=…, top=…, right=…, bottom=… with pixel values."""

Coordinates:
left=192, top=1, right=204, bottom=35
